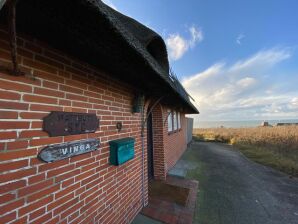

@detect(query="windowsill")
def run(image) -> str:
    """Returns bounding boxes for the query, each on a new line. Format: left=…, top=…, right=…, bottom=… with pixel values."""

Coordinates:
left=168, top=128, right=182, bottom=135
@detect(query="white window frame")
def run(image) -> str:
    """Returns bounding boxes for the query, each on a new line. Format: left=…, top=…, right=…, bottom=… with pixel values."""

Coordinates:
left=173, top=111, right=177, bottom=130
left=168, top=110, right=182, bottom=133
left=177, top=112, right=181, bottom=129
left=167, top=110, right=173, bottom=132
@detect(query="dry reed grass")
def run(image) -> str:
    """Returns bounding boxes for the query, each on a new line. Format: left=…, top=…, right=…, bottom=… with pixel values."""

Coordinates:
left=193, top=126, right=298, bottom=177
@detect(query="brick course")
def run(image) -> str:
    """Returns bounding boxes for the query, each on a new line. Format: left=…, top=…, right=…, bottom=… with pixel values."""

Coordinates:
left=165, top=113, right=188, bottom=172
left=0, top=27, right=147, bottom=224
left=150, top=105, right=188, bottom=180
left=0, top=24, right=189, bottom=223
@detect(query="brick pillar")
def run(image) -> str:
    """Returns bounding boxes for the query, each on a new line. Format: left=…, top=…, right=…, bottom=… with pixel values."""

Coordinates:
left=151, top=104, right=166, bottom=180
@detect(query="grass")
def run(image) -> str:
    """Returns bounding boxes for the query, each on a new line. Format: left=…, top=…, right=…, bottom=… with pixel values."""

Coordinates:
left=193, top=126, right=298, bottom=177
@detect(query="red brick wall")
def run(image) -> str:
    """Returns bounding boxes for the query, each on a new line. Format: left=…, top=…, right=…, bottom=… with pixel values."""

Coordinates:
left=151, top=104, right=166, bottom=180
left=0, top=27, right=148, bottom=224
left=164, top=112, right=187, bottom=172
left=150, top=104, right=188, bottom=180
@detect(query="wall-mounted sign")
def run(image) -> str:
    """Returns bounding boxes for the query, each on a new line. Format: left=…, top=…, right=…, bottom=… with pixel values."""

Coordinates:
left=43, top=112, right=99, bottom=137
left=38, top=139, right=100, bottom=163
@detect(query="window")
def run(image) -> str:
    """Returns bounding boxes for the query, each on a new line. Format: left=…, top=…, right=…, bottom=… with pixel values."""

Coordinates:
left=168, top=110, right=181, bottom=133
left=177, top=112, right=181, bottom=129
left=173, top=111, right=177, bottom=130
left=167, top=110, right=173, bottom=132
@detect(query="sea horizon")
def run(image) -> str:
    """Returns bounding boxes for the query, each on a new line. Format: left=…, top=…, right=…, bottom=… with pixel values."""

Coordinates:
left=194, top=119, right=298, bottom=128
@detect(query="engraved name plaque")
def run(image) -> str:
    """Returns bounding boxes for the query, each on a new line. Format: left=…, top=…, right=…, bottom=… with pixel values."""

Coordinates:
left=38, top=139, right=100, bottom=163
left=43, top=111, right=99, bottom=137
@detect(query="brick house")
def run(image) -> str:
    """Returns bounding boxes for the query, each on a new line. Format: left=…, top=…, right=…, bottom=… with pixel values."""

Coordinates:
left=0, top=1, right=198, bottom=223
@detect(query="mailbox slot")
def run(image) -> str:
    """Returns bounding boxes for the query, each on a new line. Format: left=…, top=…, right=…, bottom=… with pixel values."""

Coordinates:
left=109, top=137, right=135, bottom=165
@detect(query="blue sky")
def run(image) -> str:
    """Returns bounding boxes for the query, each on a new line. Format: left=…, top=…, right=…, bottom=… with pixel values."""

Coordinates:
left=103, top=0, right=298, bottom=122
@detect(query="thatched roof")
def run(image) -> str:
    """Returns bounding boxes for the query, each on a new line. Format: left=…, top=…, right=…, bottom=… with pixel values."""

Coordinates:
left=0, top=0, right=198, bottom=113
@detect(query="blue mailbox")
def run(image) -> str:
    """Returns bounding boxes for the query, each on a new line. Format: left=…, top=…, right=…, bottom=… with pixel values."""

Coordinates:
left=109, top=137, right=135, bottom=165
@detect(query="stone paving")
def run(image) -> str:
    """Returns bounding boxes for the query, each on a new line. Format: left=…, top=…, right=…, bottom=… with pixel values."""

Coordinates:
left=132, top=214, right=162, bottom=224
left=139, top=176, right=198, bottom=224
left=168, top=156, right=198, bottom=178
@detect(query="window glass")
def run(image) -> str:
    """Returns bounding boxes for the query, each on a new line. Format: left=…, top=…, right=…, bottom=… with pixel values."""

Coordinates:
left=173, top=111, right=177, bottom=130
left=177, top=112, right=181, bottom=129
left=167, top=110, right=173, bottom=132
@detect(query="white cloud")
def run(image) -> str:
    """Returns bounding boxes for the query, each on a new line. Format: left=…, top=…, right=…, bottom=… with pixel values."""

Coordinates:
left=236, top=33, right=245, bottom=45
left=166, top=34, right=188, bottom=61
left=230, top=48, right=291, bottom=72
left=102, top=0, right=118, bottom=11
left=237, top=77, right=257, bottom=88
left=189, top=26, right=204, bottom=47
left=182, top=48, right=298, bottom=122
left=166, top=26, right=203, bottom=61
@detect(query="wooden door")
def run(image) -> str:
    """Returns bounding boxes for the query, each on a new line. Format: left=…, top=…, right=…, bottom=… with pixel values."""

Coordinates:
left=147, top=113, right=154, bottom=179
